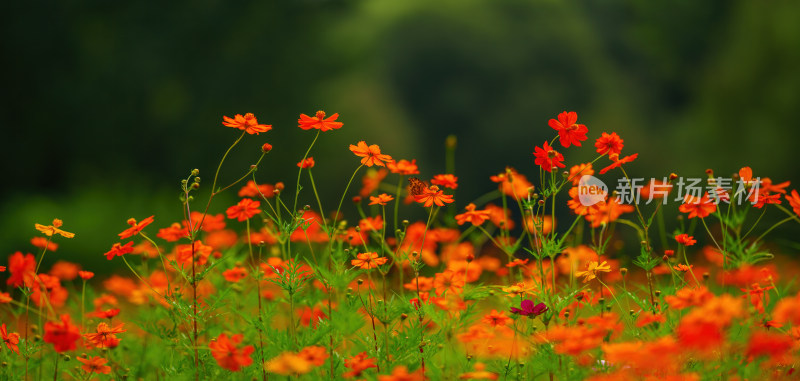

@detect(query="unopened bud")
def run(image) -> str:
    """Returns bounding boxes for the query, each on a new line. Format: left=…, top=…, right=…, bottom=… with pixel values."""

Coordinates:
left=357, top=279, right=364, bottom=285
left=562, top=171, right=569, bottom=179
left=352, top=196, right=361, bottom=203
left=703, top=272, right=710, bottom=281
left=620, top=268, right=628, bottom=276
left=538, top=200, right=545, bottom=206
left=191, top=169, right=200, bottom=176
left=655, top=290, right=661, bottom=297
left=261, top=143, right=273, bottom=153
left=669, top=173, right=678, bottom=181
left=445, top=135, right=457, bottom=149
left=303, top=205, right=310, bottom=211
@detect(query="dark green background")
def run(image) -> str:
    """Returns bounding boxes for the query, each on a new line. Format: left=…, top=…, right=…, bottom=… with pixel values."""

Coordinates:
left=3, top=0, right=799, bottom=270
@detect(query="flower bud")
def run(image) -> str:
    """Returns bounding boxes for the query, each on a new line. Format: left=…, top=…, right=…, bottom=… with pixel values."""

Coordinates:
left=352, top=196, right=361, bottom=204
left=655, top=290, right=661, bottom=297
left=261, top=143, right=273, bottom=153
left=669, top=173, right=678, bottom=181
left=191, top=169, right=200, bottom=176
left=620, top=268, right=628, bottom=276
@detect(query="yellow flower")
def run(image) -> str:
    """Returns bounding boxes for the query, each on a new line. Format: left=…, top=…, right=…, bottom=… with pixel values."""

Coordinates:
left=34, top=219, right=75, bottom=238
left=575, top=261, right=611, bottom=283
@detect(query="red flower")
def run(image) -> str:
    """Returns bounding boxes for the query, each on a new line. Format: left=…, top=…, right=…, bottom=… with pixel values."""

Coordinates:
left=43, top=314, right=81, bottom=352
left=548, top=111, right=588, bottom=148
left=679, top=193, right=717, bottom=219
left=118, top=215, right=154, bottom=239
left=414, top=185, right=455, bottom=207
left=1, top=323, right=20, bottom=355
left=349, top=141, right=394, bottom=167
left=787, top=190, right=800, bottom=217
left=226, top=198, right=261, bottom=222
left=533, top=142, right=566, bottom=172
left=599, top=153, right=638, bottom=175
left=594, top=132, right=624, bottom=156
left=76, top=356, right=111, bottom=374
left=223, top=267, right=248, bottom=283
left=222, top=113, right=272, bottom=135
left=369, top=194, right=394, bottom=206
left=675, top=234, right=696, bottom=246
left=297, top=157, right=316, bottom=169
left=104, top=242, right=134, bottom=260
left=431, top=174, right=458, bottom=189
left=6, top=251, right=35, bottom=287
left=209, top=333, right=254, bottom=372
left=298, top=110, right=343, bottom=131
left=455, top=203, right=491, bottom=226
left=387, top=159, right=419, bottom=175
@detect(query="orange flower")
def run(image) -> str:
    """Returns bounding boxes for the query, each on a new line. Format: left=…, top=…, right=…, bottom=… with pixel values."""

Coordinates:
left=379, top=366, right=425, bottom=381
left=297, top=157, right=315, bottom=169
left=43, top=314, right=81, bottom=352
left=298, top=345, right=329, bottom=366
left=359, top=216, right=384, bottom=232
left=431, top=174, right=458, bottom=189
left=298, top=110, right=343, bottom=131
left=594, top=132, right=624, bottom=156
left=222, top=267, right=248, bottom=283
left=404, top=276, right=434, bottom=292
left=209, top=333, right=254, bottom=372
left=665, top=286, right=713, bottom=310
left=265, top=352, right=312, bottom=375
left=678, top=193, right=717, bottom=219
left=104, top=242, right=134, bottom=260
left=675, top=234, right=696, bottom=246
left=35, top=219, right=75, bottom=238
left=533, top=141, right=565, bottom=172
left=78, top=271, right=95, bottom=280
left=187, top=212, right=227, bottom=232
left=351, top=252, right=387, bottom=269
left=31, top=237, right=58, bottom=251
left=599, top=153, right=638, bottom=175
left=433, top=269, right=465, bottom=296
left=484, top=203, right=515, bottom=230
left=343, top=351, right=378, bottom=378
left=1, top=323, right=20, bottom=355
left=118, top=215, right=154, bottom=239
left=49, top=260, right=80, bottom=281
left=76, top=356, right=111, bottom=374
left=226, top=198, right=261, bottom=221
left=549, top=111, right=588, bottom=148
left=585, top=198, right=634, bottom=227
left=414, top=185, right=455, bottom=207
left=455, top=203, right=491, bottom=226
left=349, top=141, right=394, bottom=167
left=490, top=167, right=534, bottom=200
left=575, top=261, right=611, bottom=283
left=222, top=113, right=272, bottom=135
left=369, top=193, right=394, bottom=206
left=238, top=180, right=275, bottom=198
left=673, top=264, right=693, bottom=272
left=387, top=159, right=419, bottom=175
left=157, top=223, right=189, bottom=242
left=360, top=168, right=388, bottom=197
left=635, top=311, right=666, bottom=328
left=459, top=363, right=498, bottom=380
left=84, top=322, right=126, bottom=349
left=567, top=163, right=594, bottom=186
left=482, top=310, right=512, bottom=328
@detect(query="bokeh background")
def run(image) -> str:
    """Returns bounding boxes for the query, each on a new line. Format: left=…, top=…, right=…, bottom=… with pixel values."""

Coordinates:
left=3, top=0, right=800, bottom=270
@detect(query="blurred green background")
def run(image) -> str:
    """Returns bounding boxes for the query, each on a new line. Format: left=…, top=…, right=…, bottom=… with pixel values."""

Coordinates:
left=2, top=0, right=800, bottom=271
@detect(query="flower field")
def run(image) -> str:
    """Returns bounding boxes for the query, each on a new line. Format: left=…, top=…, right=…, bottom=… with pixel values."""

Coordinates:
left=3, top=110, right=800, bottom=380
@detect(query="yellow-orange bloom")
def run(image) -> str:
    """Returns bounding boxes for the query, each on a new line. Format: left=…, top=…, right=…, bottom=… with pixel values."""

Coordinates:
left=222, top=113, right=272, bottom=135
left=34, top=219, right=75, bottom=238
left=575, top=261, right=611, bottom=283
